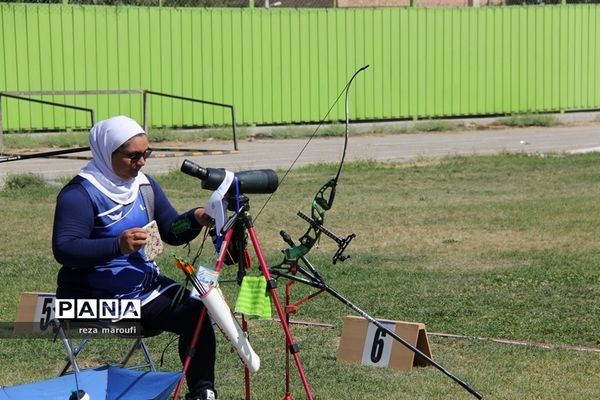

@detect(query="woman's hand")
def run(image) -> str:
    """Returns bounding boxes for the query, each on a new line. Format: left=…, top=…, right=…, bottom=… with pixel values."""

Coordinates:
left=194, top=207, right=214, bottom=227
left=118, top=228, right=148, bottom=254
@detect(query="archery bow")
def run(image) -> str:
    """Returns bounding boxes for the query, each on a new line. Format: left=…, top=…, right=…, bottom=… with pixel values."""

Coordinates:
left=279, top=65, right=369, bottom=264
left=269, top=65, right=484, bottom=399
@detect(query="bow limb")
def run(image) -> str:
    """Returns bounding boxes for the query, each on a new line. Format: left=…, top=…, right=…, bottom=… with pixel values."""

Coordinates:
left=282, top=65, right=369, bottom=263
left=334, top=64, right=370, bottom=184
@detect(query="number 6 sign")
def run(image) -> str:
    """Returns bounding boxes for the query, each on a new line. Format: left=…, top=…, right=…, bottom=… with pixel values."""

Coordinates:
left=362, top=321, right=396, bottom=367
left=337, top=316, right=432, bottom=371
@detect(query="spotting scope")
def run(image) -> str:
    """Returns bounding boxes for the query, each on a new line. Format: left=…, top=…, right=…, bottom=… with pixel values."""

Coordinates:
left=181, top=159, right=279, bottom=194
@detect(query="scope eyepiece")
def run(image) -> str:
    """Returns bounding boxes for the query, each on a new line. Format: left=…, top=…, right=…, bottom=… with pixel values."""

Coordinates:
left=181, top=159, right=208, bottom=180
left=180, top=159, right=279, bottom=194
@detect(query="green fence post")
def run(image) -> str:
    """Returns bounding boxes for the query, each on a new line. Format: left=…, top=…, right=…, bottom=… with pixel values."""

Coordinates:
left=248, top=0, right=254, bottom=8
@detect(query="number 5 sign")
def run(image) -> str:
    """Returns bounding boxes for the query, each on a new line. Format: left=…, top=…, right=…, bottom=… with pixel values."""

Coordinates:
left=14, top=292, right=56, bottom=333
left=337, top=316, right=432, bottom=371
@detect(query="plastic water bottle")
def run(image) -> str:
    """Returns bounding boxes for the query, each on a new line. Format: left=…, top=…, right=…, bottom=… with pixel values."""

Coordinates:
left=68, top=390, right=90, bottom=400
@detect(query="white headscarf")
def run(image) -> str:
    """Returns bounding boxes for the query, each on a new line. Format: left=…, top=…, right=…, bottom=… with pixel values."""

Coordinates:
left=79, top=115, right=149, bottom=204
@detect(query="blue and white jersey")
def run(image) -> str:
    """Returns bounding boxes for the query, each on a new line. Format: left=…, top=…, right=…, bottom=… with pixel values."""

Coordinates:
left=54, top=175, right=201, bottom=304
left=81, top=180, right=159, bottom=298
left=78, top=179, right=175, bottom=303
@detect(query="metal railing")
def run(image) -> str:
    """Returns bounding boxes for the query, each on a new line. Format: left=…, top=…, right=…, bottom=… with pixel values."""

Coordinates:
left=0, top=92, right=96, bottom=154
left=144, top=90, right=238, bottom=151
left=0, top=89, right=238, bottom=154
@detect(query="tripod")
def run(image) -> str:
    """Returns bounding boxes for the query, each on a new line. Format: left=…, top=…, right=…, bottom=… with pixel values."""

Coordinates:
left=174, top=194, right=314, bottom=400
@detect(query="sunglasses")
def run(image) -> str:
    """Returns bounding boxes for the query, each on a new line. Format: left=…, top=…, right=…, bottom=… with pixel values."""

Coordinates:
left=116, top=148, right=153, bottom=161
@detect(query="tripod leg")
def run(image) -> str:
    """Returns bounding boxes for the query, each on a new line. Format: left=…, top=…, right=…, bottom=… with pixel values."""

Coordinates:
left=284, top=278, right=293, bottom=400
left=242, top=316, right=251, bottom=400
left=174, top=228, right=236, bottom=400
left=246, top=226, right=314, bottom=400
left=173, top=308, right=209, bottom=400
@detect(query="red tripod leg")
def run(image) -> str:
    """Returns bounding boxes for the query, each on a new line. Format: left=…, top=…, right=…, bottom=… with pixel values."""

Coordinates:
left=242, top=316, right=252, bottom=400
left=174, top=229, right=235, bottom=400
left=283, top=276, right=294, bottom=400
left=246, top=226, right=314, bottom=400
left=216, top=228, right=254, bottom=400
left=173, top=309, right=208, bottom=400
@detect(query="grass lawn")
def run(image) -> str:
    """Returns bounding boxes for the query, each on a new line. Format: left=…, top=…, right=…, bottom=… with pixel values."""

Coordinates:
left=0, top=153, right=599, bottom=399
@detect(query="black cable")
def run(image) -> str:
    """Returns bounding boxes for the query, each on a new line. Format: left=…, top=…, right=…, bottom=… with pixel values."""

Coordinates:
left=158, top=334, right=179, bottom=368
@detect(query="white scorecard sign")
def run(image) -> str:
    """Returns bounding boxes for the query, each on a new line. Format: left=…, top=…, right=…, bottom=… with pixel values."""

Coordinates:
left=361, top=320, right=396, bottom=367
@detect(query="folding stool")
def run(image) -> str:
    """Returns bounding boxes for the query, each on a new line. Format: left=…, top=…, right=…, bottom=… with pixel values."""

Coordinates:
left=52, top=319, right=162, bottom=376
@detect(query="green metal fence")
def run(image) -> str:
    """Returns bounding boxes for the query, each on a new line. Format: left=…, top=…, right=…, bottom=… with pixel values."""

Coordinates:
left=0, top=4, right=599, bottom=131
